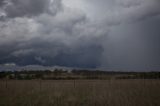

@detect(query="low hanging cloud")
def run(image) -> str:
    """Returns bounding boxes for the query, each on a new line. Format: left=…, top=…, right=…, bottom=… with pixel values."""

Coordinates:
left=0, top=0, right=160, bottom=70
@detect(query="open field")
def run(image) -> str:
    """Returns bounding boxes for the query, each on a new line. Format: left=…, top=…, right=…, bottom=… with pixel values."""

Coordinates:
left=0, top=80, right=160, bottom=106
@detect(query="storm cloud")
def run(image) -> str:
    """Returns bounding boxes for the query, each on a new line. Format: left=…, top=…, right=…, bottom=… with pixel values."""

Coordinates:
left=0, top=0, right=160, bottom=71
left=0, top=0, right=62, bottom=18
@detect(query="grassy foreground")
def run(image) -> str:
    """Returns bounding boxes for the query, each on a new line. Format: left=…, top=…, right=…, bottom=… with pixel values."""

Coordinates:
left=0, top=80, right=160, bottom=106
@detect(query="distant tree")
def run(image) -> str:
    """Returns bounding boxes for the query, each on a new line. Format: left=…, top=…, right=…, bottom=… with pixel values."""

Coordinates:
left=54, top=68, right=63, bottom=76
left=0, top=72, right=8, bottom=79
left=9, top=74, right=14, bottom=79
left=44, top=70, right=51, bottom=75
left=35, top=73, right=43, bottom=79
left=17, top=74, right=23, bottom=80
left=25, top=74, right=32, bottom=80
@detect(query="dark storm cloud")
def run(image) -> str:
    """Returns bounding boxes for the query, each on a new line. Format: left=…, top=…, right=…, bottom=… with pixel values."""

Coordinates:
left=0, top=0, right=62, bottom=18
left=0, top=1, right=104, bottom=68
left=0, top=31, right=103, bottom=68
left=0, top=0, right=5, bottom=6
left=0, top=0, right=160, bottom=70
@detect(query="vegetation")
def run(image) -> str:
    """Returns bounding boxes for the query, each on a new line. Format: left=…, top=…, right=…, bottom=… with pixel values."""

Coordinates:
left=0, top=80, right=160, bottom=106
left=0, top=69, right=160, bottom=80
left=0, top=69, right=160, bottom=106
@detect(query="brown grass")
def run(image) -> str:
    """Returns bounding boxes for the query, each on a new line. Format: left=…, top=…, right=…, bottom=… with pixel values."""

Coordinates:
left=0, top=79, right=160, bottom=106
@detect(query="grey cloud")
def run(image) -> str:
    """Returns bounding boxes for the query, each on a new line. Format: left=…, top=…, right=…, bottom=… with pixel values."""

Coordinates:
left=0, top=0, right=62, bottom=18
left=81, top=0, right=160, bottom=26
left=0, top=2, right=104, bottom=68
left=0, top=35, right=103, bottom=67
left=0, top=0, right=5, bottom=6
left=102, top=0, right=160, bottom=26
left=0, top=0, right=160, bottom=70
left=35, top=56, right=46, bottom=64
left=101, top=15, right=160, bottom=71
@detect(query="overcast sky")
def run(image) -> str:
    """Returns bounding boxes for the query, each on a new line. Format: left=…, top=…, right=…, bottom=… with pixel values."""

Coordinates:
left=0, top=0, right=160, bottom=71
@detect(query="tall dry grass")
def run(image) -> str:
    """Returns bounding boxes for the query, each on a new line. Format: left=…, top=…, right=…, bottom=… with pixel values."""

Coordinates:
left=0, top=80, right=160, bottom=106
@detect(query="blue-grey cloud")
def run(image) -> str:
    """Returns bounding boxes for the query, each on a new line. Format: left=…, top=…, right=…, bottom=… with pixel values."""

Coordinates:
left=0, top=0, right=62, bottom=18
left=0, top=0, right=160, bottom=71
left=0, top=0, right=5, bottom=6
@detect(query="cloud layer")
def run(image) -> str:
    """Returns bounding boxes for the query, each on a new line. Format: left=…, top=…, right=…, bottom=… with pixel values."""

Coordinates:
left=0, top=0, right=160, bottom=70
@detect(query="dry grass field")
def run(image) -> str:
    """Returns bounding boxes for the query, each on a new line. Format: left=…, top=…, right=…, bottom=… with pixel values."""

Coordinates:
left=0, top=80, right=160, bottom=106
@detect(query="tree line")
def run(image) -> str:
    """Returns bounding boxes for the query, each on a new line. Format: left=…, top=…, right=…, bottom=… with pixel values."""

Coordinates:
left=0, top=69, right=160, bottom=80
